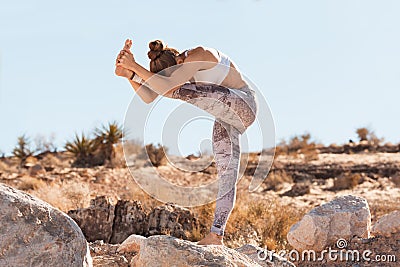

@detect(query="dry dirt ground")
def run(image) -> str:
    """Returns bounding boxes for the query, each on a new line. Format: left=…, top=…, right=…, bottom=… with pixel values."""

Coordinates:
left=0, top=151, right=399, bottom=266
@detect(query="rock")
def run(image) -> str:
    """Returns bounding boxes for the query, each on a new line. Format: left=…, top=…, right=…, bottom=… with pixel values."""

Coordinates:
left=90, top=240, right=134, bottom=267
left=119, top=234, right=295, bottom=267
left=371, top=210, right=400, bottom=237
left=110, top=200, right=147, bottom=243
left=146, top=203, right=200, bottom=239
left=0, top=183, right=92, bottom=267
left=23, top=156, right=38, bottom=167
left=287, top=195, right=371, bottom=252
left=68, top=196, right=115, bottom=242
left=235, top=244, right=296, bottom=267
left=281, top=182, right=311, bottom=197
left=28, top=163, right=46, bottom=176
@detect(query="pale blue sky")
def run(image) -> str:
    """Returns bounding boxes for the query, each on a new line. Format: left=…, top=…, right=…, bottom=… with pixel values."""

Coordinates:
left=0, top=0, right=399, bottom=155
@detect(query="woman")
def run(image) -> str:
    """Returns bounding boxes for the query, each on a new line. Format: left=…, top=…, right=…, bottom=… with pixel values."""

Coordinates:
left=115, top=39, right=258, bottom=245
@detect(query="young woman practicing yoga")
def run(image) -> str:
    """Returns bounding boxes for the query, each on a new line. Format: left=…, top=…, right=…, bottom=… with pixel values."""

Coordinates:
left=115, top=39, right=257, bottom=246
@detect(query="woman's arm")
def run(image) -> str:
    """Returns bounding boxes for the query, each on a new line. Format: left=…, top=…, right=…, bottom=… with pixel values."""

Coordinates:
left=128, top=78, right=159, bottom=104
left=117, top=47, right=209, bottom=96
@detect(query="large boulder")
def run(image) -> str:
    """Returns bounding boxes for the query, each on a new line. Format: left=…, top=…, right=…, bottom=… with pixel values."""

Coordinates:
left=118, top=234, right=295, bottom=267
left=287, top=195, right=371, bottom=252
left=371, top=210, right=400, bottom=237
left=0, top=183, right=92, bottom=267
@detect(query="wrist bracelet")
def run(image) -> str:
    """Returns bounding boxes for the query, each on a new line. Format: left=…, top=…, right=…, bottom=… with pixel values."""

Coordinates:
left=131, top=73, right=144, bottom=84
left=130, top=72, right=135, bottom=80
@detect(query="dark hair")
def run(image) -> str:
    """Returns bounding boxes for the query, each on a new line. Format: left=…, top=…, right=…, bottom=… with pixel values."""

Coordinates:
left=147, top=40, right=180, bottom=73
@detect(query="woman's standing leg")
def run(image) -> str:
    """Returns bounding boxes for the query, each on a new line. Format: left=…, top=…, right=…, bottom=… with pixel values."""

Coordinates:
left=210, top=119, right=241, bottom=237
left=170, top=83, right=257, bottom=244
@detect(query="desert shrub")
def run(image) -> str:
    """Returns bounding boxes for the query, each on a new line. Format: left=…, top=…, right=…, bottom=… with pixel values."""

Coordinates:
left=331, top=173, right=362, bottom=190
left=123, top=139, right=144, bottom=155
left=17, top=176, right=46, bottom=191
left=275, top=133, right=319, bottom=161
left=356, top=128, right=369, bottom=141
left=65, top=133, right=99, bottom=167
left=142, top=143, right=168, bottom=167
left=12, top=135, right=33, bottom=166
left=263, top=170, right=293, bottom=191
left=38, top=153, right=66, bottom=169
left=355, top=127, right=383, bottom=145
left=226, top=194, right=305, bottom=250
left=34, top=133, right=57, bottom=153
left=32, top=182, right=90, bottom=212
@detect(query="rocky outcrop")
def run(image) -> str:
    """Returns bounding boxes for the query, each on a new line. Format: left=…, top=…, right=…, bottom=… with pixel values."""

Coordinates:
left=287, top=195, right=371, bottom=252
left=146, top=203, right=199, bottom=239
left=118, top=234, right=295, bottom=267
left=68, top=196, right=116, bottom=243
left=371, top=210, right=400, bottom=237
left=0, top=183, right=92, bottom=267
left=68, top=197, right=199, bottom=244
left=110, top=200, right=147, bottom=243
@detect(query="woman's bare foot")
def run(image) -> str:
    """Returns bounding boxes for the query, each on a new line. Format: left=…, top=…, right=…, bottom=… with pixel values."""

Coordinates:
left=197, top=232, right=223, bottom=246
left=115, top=39, right=133, bottom=78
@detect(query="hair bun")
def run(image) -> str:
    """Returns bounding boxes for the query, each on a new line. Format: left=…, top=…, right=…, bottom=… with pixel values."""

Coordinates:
left=148, top=40, right=164, bottom=60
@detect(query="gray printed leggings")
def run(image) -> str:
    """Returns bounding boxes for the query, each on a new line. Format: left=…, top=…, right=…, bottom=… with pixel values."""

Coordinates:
left=171, top=83, right=258, bottom=236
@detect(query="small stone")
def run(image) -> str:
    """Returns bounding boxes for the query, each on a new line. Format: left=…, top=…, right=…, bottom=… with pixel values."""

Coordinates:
left=371, top=210, right=400, bottom=237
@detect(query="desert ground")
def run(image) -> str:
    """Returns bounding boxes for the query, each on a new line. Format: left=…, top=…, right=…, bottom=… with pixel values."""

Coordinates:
left=0, top=137, right=399, bottom=266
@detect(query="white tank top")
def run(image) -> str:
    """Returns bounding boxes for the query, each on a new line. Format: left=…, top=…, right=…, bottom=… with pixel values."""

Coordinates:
left=191, top=48, right=231, bottom=85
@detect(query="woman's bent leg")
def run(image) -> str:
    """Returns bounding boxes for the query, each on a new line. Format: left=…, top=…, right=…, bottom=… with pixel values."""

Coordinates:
left=210, top=120, right=241, bottom=236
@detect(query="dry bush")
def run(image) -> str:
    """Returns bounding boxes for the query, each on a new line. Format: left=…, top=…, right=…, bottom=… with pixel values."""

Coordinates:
left=141, top=144, right=168, bottom=167
left=225, top=194, right=305, bottom=250
left=38, top=153, right=68, bottom=169
left=190, top=193, right=305, bottom=250
left=124, top=140, right=144, bottom=155
left=32, top=182, right=90, bottom=212
left=17, top=176, right=46, bottom=191
left=275, top=133, right=319, bottom=161
left=355, top=127, right=383, bottom=145
left=263, top=170, right=293, bottom=191
left=331, top=173, right=362, bottom=191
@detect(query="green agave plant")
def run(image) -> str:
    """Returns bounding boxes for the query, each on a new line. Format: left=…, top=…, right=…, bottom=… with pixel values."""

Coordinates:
left=93, top=121, right=124, bottom=166
left=65, top=133, right=98, bottom=166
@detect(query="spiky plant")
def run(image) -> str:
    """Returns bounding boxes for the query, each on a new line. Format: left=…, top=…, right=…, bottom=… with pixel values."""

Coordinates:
left=65, top=133, right=98, bottom=167
left=94, top=121, right=124, bottom=166
left=12, top=135, right=33, bottom=165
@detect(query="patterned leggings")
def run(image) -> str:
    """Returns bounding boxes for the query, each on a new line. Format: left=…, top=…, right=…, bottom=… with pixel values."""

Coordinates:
left=171, top=83, right=258, bottom=236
